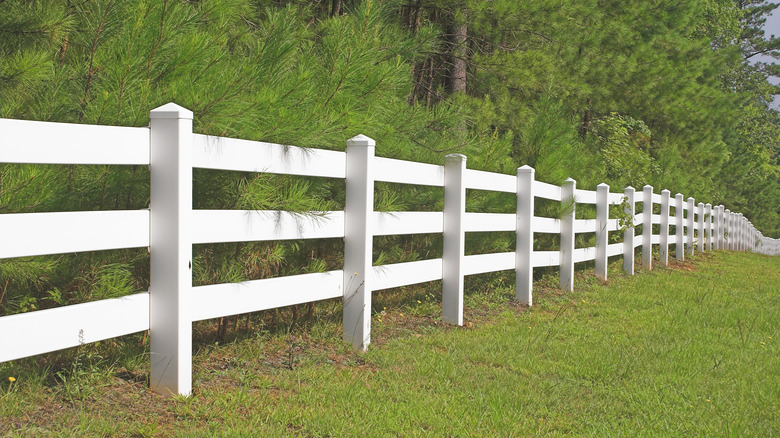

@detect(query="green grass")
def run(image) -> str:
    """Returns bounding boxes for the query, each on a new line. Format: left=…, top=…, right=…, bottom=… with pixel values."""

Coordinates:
left=1, top=251, right=779, bottom=436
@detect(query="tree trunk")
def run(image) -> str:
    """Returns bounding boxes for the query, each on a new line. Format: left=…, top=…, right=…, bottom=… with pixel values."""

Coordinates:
left=451, top=17, right=468, bottom=94
left=580, top=99, right=592, bottom=136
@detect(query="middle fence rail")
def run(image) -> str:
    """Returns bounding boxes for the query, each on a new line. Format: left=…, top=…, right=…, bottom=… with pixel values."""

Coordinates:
left=0, top=103, right=777, bottom=396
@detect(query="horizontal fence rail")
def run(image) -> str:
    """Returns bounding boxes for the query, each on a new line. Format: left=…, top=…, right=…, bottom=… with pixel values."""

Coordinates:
left=192, top=134, right=346, bottom=178
left=0, top=293, right=150, bottom=363
left=192, top=210, right=345, bottom=244
left=374, top=157, right=444, bottom=186
left=1, top=102, right=778, bottom=397
left=190, top=271, right=343, bottom=322
left=0, top=210, right=150, bottom=258
left=0, top=119, right=150, bottom=165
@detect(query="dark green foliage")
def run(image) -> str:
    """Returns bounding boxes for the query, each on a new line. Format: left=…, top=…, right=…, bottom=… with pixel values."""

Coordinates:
left=1, top=0, right=779, bottom=335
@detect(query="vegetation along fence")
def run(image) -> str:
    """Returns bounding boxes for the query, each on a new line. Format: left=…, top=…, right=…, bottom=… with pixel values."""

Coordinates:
left=1, top=103, right=778, bottom=396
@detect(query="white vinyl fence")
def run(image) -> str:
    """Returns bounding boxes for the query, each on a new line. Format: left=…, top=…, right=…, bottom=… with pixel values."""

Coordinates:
left=1, top=103, right=777, bottom=396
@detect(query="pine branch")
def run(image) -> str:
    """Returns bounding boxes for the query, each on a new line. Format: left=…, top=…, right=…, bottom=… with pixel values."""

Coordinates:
left=147, top=0, right=168, bottom=78
left=82, top=0, right=114, bottom=120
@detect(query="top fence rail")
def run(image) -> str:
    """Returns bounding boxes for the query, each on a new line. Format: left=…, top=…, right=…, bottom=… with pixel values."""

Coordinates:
left=0, top=119, right=150, bottom=165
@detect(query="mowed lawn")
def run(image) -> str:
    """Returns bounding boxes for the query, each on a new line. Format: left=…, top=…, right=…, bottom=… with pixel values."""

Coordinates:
left=1, top=251, right=778, bottom=436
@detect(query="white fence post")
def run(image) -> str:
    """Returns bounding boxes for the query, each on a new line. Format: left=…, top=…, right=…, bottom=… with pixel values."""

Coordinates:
left=623, top=186, right=635, bottom=275
left=729, top=211, right=735, bottom=251
left=675, top=193, right=684, bottom=261
left=596, top=183, right=609, bottom=281
left=754, top=223, right=757, bottom=251
left=560, top=178, right=576, bottom=291
left=736, top=214, right=741, bottom=251
left=710, top=205, right=716, bottom=250
left=712, top=205, right=721, bottom=249
left=687, top=197, right=695, bottom=256
left=697, top=202, right=705, bottom=253
left=754, top=223, right=758, bottom=251
left=737, top=213, right=743, bottom=251
left=723, top=207, right=728, bottom=249
left=742, top=216, right=747, bottom=251
left=716, top=206, right=723, bottom=250
left=736, top=213, right=742, bottom=251
left=516, top=166, right=535, bottom=305
left=642, top=185, right=653, bottom=270
left=750, top=223, right=756, bottom=252
left=149, top=103, right=193, bottom=396
left=705, top=203, right=712, bottom=251
left=724, top=208, right=731, bottom=250
left=751, top=224, right=761, bottom=252
left=659, top=189, right=670, bottom=266
left=343, top=134, right=375, bottom=351
left=443, top=154, right=467, bottom=325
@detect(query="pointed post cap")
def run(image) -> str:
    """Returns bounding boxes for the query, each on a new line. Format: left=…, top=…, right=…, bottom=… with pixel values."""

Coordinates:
left=624, top=185, right=635, bottom=192
left=150, top=103, right=193, bottom=119
left=346, top=134, right=375, bottom=147
left=564, top=177, right=576, bottom=184
left=675, top=193, right=683, bottom=198
left=445, top=153, right=467, bottom=162
left=643, top=184, right=653, bottom=191
left=597, top=182, right=609, bottom=189
left=661, top=189, right=670, bottom=195
left=687, top=197, right=695, bottom=202
left=517, top=164, right=535, bottom=174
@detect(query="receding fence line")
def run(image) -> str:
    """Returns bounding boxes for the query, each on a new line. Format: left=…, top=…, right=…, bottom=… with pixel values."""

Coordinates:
left=1, top=103, right=777, bottom=396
